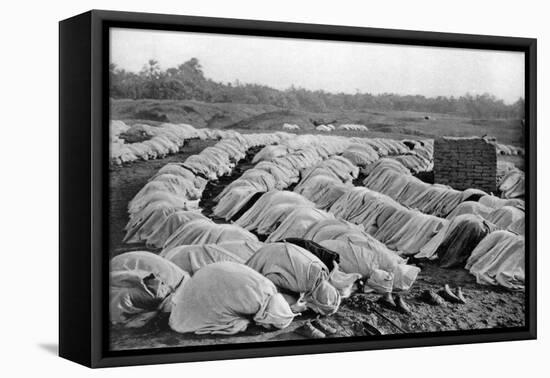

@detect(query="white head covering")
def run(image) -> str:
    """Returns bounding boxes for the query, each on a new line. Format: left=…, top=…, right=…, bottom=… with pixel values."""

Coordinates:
left=305, top=280, right=341, bottom=315
left=328, top=262, right=362, bottom=298
left=254, top=293, right=297, bottom=329
left=365, top=269, right=394, bottom=293
left=392, top=264, right=421, bottom=291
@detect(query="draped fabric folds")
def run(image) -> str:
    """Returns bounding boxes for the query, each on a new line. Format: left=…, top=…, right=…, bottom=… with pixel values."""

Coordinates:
left=246, top=243, right=342, bottom=315
left=110, top=251, right=189, bottom=327
left=465, top=231, right=525, bottom=290
left=169, top=262, right=296, bottom=334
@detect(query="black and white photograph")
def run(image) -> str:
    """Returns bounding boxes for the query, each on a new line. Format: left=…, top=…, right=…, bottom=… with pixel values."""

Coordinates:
left=107, top=26, right=528, bottom=351
left=2, top=0, right=548, bottom=374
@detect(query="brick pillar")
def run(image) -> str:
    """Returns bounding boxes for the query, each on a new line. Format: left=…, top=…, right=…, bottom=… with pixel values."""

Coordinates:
left=433, top=137, right=497, bottom=193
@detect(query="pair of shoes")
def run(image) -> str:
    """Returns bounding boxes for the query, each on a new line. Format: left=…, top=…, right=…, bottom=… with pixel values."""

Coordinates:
left=420, top=289, right=445, bottom=306
left=377, top=293, right=396, bottom=309
left=377, top=293, right=411, bottom=315
left=439, top=284, right=467, bottom=304
left=295, top=321, right=326, bottom=338
left=395, top=294, right=412, bottom=315
left=312, top=319, right=338, bottom=335
left=456, top=287, right=467, bottom=303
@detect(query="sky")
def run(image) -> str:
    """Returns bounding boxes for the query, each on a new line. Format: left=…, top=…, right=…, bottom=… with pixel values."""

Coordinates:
left=110, top=28, right=525, bottom=104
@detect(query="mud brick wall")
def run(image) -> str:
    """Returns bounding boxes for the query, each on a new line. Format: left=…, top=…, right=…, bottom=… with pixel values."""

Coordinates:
left=434, top=137, right=497, bottom=193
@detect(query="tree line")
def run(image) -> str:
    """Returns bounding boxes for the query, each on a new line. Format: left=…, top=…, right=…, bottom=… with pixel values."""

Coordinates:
left=110, top=58, right=524, bottom=119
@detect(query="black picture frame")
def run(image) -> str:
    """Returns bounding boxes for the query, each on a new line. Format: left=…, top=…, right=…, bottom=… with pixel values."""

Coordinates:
left=59, top=9, right=537, bottom=368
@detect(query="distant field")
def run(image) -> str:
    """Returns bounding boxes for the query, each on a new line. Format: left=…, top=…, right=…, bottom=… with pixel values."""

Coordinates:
left=111, top=98, right=524, bottom=146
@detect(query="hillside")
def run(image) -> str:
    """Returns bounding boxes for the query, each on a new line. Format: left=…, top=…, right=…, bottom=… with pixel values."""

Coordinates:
left=111, top=99, right=524, bottom=146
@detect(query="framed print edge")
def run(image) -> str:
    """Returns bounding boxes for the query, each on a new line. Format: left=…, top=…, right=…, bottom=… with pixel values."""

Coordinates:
left=525, top=37, right=537, bottom=341
left=59, top=9, right=537, bottom=368
left=59, top=11, right=93, bottom=367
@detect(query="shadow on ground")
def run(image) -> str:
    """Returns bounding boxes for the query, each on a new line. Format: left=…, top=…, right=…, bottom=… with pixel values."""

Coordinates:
left=38, top=343, right=58, bottom=356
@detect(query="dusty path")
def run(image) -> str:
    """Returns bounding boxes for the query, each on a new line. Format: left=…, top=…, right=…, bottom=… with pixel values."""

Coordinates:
left=109, top=144, right=525, bottom=351
left=198, top=145, right=263, bottom=221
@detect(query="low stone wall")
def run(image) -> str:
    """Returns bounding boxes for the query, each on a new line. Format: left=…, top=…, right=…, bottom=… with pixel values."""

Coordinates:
left=434, top=137, right=497, bottom=193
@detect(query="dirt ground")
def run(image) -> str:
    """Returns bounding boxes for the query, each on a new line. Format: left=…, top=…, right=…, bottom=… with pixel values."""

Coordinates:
left=111, top=99, right=524, bottom=146
left=109, top=140, right=525, bottom=351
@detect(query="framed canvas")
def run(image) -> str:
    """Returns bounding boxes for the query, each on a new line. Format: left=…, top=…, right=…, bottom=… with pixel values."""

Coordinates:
left=59, top=10, right=536, bottom=368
